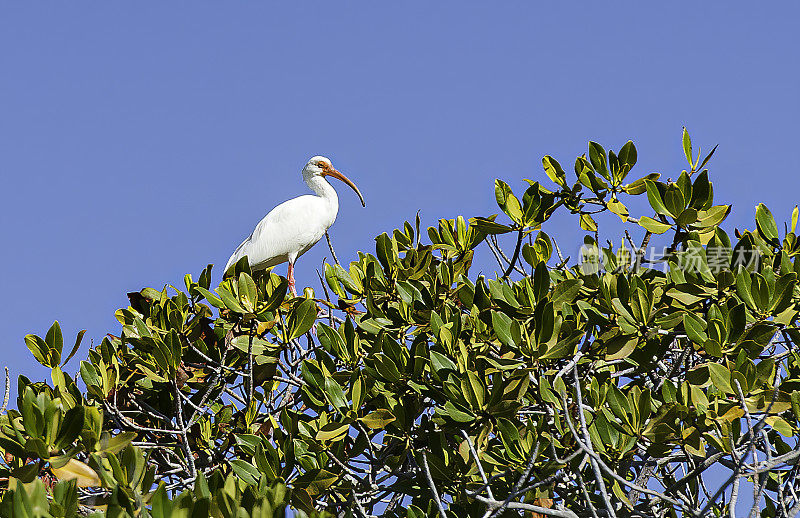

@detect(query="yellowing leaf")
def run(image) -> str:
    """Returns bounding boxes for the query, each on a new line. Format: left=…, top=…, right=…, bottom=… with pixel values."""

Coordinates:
left=607, top=198, right=629, bottom=221
left=694, top=205, right=731, bottom=228
left=638, top=216, right=671, bottom=234
left=360, top=409, right=396, bottom=429
left=766, top=416, right=794, bottom=437
left=580, top=213, right=597, bottom=231
left=51, top=459, right=101, bottom=488
left=315, top=423, right=350, bottom=442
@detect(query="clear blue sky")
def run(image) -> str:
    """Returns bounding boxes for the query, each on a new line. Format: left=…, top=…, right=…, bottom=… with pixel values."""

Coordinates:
left=1, top=3, right=798, bottom=399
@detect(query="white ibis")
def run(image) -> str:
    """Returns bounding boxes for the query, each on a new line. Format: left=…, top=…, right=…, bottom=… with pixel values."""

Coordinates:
left=225, top=156, right=365, bottom=295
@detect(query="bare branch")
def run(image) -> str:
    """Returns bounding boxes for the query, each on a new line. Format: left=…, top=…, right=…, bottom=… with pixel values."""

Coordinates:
left=1, top=367, right=9, bottom=414
left=419, top=451, right=448, bottom=518
left=326, top=230, right=340, bottom=266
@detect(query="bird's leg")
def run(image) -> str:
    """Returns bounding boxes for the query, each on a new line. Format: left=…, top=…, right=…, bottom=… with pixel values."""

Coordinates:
left=288, top=262, right=297, bottom=296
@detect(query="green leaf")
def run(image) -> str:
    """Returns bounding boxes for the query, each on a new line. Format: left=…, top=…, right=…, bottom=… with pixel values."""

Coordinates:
left=682, top=127, right=693, bottom=167
left=683, top=313, right=708, bottom=345
left=638, top=216, right=671, bottom=234
left=45, top=321, right=63, bottom=366
left=263, top=278, right=289, bottom=311
left=676, top=171, right=693, bottom=205
left=666, top=287, right=705, bottom=306
left=351, top=377, right=364, bottom=410
left=522, top=183, right=542, bottom=225
left=623, top=172, right=660, bottom=195
left=323, top=377, right=348, bottom=412
left=287, top=299, right=319, bottom=340
left=771, top=274, right=797, bottom=314
left=229, top=460, right=260, bottom=486
left=698, top=143, right=718, bottom=170
left=605, top=335, right=638, bottom=361
left=755, top=203, right=780, bottom=244
left=491, top=311, right=516, bottom=347
left=533, top=261, right=550, bottom=301
left=617, top=140, right=637, bottom=180
left=54, top=407, right=84, bottom=450
left=663, top=185, right=686, bottom=218
left=496, top=418, right=523, bottom=459
left=540, top=333, right=582, bottom=360
left=542, top=155, right=567, bottom=187
left=296, top=469, right=339, bottom=496
left=97, top=431, right=137, bottom=455
left=375, top=233, right=397, bottom=273
left=689, top=170, right=713, bottom=210
left=217, top=285, right=247, bottom=313
left=238, top=272, right=258, bottom=312
left=24, top=334, right=49, bottom=367
left=707, top=363, right=733, bottom=394
left=676, top=208, right=698, bottom=227
left=429, top=350, right=458, bottom=373
left=550, top=279, right=583, bottom=308
left=317, top=323, right=347, bottom=359
left=61, top=330, right=86, bottom=367
left=750, top=273, right=770, bottom=313
left=11, top=462, right=41, bottom=483
left=645, top=180, right=669, bottom=216
left=588, top=141, right=610, bottom=181
left=704, top=340, right=723, bottom=358
left=194, top=286, right=225, bottom=309
left=767, top=416, right=794, bottom=437
left=471, top=217, right=512, bottom=235
left=230, top=335, right=275, bottom=356
left=495, top=179, right=523, bottom=223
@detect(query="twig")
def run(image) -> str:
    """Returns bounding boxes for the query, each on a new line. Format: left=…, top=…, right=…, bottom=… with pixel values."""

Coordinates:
left=247, top=329, right=254, bottom=403
left=485, top=237, right=509, bottom=273
left=1, top=367, right=9, bottom=414
left=502, top=229, right=525, bottom=278
left=571, top=365, right=617, bottom=518
left=575, top=467, right=600, bottom=518
left=459, top=430, right=494, bottom=500
left=326, top=231, right=340, bottom=266
left=472, top=495, right=579, bottom=518
left=419, top=451, right=448, bottom=518
left=699, top=378, right=785, bottom=516
left=174, top=382, right=197, bottom=484
left=729, top=473, right=739, bottom=518
left=487, top=441, right=540, bottom=518
left=317, top=268, right=335, bottom=327
left=188, top=344, right=230, bottom=427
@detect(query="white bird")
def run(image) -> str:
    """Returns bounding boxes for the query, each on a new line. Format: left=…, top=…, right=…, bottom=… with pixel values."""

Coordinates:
left=225, top=156, right=365, bottom=295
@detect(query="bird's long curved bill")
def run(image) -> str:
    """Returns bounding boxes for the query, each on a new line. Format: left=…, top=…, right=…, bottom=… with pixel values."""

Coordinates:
left=325, top=168, right=366, bottom=207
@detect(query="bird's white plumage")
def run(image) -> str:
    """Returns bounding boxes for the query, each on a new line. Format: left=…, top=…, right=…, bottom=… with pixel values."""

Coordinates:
left=225, top=156, right=364, bottom=281
left=225, top=193, right=336, bottom=272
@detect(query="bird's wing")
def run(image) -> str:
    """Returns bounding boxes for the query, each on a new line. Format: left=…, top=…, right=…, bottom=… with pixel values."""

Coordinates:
left=225, top=195, right=332, bottom=273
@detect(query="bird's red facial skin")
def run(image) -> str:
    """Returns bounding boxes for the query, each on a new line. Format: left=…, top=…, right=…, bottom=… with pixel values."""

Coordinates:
left=317, top=162, right=333, bottom=175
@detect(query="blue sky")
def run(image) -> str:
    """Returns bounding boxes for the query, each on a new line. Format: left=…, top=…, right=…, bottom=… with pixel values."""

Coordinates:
left=2, top=2, right=798, bottom=405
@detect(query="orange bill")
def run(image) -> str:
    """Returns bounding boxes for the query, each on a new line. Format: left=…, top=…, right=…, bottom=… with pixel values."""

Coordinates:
left=323, top=168, right=366, bottom=207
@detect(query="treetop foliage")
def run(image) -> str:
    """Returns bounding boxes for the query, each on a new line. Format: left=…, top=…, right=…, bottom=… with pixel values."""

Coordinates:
left=3, top=129, right=800, bottom=517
